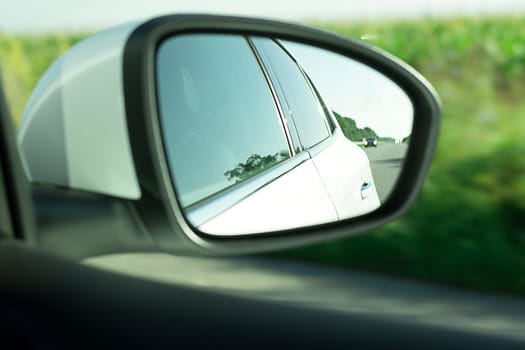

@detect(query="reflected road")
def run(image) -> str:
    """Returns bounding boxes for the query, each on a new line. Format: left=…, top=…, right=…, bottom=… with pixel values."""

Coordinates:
left=363, top=143, right=407, bottom=202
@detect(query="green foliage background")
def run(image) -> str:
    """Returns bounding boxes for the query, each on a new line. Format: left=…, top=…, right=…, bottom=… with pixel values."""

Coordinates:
left=284, top=17, right=525, bottom=294
left=1, top=16, right=524, bottom=294
left=0, top=33, right=87, bottom=124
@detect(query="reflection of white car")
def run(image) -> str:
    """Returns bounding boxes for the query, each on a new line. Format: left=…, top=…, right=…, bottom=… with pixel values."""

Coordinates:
left=197, top=125, right=381, bottom=236
left=162, top=36, right=382, bottom=235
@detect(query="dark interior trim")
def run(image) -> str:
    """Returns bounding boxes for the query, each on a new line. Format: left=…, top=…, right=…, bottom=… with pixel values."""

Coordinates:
left=0, top=76, right=36, bottom=241
left=1, top=241, right=523, bottom=349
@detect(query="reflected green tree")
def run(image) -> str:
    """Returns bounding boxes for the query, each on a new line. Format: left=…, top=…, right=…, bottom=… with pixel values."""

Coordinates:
left=333, top=111, right=379, bottom=141
left=224, top=150, right=289, bottom=183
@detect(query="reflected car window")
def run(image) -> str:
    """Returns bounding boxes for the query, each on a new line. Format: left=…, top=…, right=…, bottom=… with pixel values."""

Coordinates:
left=252, top=38, right=331, bottom=149
left=156, top=34, right=291, bottom=207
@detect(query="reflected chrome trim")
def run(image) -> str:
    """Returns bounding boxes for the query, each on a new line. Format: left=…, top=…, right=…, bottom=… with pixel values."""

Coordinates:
left=247, top=37, right=296, bottom=157
left=302, top=70, right=337, bottom=134
left=186, top=152, right=310, bottom=227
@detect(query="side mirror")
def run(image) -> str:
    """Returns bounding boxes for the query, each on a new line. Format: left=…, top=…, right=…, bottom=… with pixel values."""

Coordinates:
left=18, top=15, right=440, bottom=255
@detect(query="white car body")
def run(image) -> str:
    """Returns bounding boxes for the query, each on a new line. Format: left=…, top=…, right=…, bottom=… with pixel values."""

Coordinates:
left=199, top=123, right=380, bottom=235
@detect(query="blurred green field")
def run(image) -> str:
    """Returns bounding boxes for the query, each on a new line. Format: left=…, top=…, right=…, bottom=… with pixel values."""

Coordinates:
left=0, top=33, right=88, bottom=123
left=284, top=17, right=525, bottom=294
left=1, top=16, right=524, bottom=294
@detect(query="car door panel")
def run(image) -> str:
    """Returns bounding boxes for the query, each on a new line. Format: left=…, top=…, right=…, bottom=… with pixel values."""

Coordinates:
left=198, top=157, right=338, bottom=235
left=310, top=129, right=381, bottom=220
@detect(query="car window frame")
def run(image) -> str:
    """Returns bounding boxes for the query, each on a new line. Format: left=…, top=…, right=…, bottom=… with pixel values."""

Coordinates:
left=276, top=43, right=340, bottom=158
left=275, top=40, right=336, bottom=136
left=250, top=37, right=334, bottom=153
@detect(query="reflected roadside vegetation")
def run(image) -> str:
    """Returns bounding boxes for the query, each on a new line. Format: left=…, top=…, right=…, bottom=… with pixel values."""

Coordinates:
left=1, top=15, right=524, bottom=294
left=224, top=151, right=289, bottom=183
left=333, top=110, right=411, bottom=145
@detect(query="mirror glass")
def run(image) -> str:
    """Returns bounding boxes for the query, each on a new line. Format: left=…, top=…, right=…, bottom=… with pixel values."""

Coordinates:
left=156, top=33, right=413, bottom=236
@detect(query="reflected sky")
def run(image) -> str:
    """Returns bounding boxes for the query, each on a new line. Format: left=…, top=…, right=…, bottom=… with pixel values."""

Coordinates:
left=283, top=41, right=413, bottom=140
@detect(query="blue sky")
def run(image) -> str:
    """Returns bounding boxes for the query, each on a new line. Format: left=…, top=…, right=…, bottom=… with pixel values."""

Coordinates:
left=1, top=0, right=525, bottom=33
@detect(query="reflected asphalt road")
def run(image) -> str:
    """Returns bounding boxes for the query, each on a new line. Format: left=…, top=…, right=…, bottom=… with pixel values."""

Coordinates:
left=363, top=143, right=408, bottom=202
left=86, top=254, right=525, bottom=341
